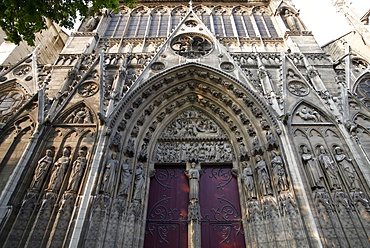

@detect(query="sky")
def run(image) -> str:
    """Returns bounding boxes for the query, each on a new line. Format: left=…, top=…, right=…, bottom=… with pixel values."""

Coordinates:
left=293, top=0, right=370, bottom=46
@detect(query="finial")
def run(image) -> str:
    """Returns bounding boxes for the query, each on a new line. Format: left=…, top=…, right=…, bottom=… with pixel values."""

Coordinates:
left=189, top=0, right=193, bottom=11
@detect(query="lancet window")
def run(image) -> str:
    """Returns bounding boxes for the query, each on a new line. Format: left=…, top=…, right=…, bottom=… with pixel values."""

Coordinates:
left=171, top=6, right=187, bottom=31
left=213, top=7, right=234, bottom=37
left=148, top=7, right=170, bottom=37
left=232, top=7, right=256, bottom=38
left=104, top=8, right=129, bottom=38
left=126, top=7, right=150, bottom=38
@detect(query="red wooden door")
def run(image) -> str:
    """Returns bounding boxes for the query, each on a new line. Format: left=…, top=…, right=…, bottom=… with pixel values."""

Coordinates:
left=144, top=165, right=189, bottom=248
left=200, top=165, right=245, bottom=248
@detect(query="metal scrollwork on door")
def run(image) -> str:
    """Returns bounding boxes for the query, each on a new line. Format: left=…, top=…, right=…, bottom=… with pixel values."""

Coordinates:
left=209, top=168, right=233, bottom=190
left=154, top=168, right=179, bottom=191
left=145, top=167, right=189, bottom=248
left=200, top=167, right=246, bottom=247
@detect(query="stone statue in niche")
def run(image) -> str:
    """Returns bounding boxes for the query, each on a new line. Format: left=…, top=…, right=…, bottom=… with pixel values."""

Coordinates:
left=270, top=151, right=289, bottom=192
left=133, top=163, right=145, bottom=201
left=118, top=160, right=132, bottom=196
left=242, top=162, right=257, bottom=200
left=84, top=13, right=101, bottom=32
left=47, top=148, right=70, bottom=192
left=239, top=142, right=250, bottom=161
left=318, top=145, right=341, bottom=190
left=251, top=106, right=262, bottom=118
left=252, top=136, right=263, bottom=156
left=67, top=149, right=87, bottom=193
left=283, top=9, right=303, bottom=33
left=255, top=155, right=272, bottom=196
left=260, top=118, right=270, bottom=130
left=187, top=162, right=201, bottom=202
left=334, top=147, right=361, bottom=191
left=266, top=131, right=278, bottom=151
left=247, top=123, right=256, bottom=136
left=301, top=145, right=324, bottom=190
left=31, top=149, right=53, bottom=191
left=101, top=153, right=118, bottom=195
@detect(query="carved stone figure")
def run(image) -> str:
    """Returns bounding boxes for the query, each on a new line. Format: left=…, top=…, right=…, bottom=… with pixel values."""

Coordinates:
left=318, top=146, right=341, bottom=190
left=47, top=148, right=70, bottom=192
left=283, top=9, right=302, bottom=32
left=260, top=118, right=270, bottom=130
left=118, top=160, right=132, bottom=196
left=270, top=151, right=288, bottom=192
left=31, top=149, right=53, bottom=191
left=67, top=150, right=87, bottom=192
left=266, top=131, right=278, bottom=151
left=247, top=123, right=256, bottom=136
left=301, top=145, right=324, bottom=190
left=66, top=107, right=92, bottom=124
left=239, top=143, right=249, bottom=161
left=101, top=153, right=119, bottom=195
left=242, top=162, right=256, bottom=199
left=85, top=14, right=101, bottom=32
left=334, top=147, right=360, bottom=191
left=344, top=120, right=358, bottom=136
left=255, top=155, right=272, bottom=196
left=187, top=162, right=200, bottom=201
left=133, top=163, right=145, bottom=201
left=296, top=107, right=320, bottom=122
left=252, top=136, right=263, bottom=156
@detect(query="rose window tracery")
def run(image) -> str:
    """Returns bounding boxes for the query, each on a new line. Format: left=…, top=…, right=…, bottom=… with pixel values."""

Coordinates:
left=171, top=33, right=213, bottom=59
left=0, top=91, right=24, bottom=122
left=356, top=78, right=370, bottom=109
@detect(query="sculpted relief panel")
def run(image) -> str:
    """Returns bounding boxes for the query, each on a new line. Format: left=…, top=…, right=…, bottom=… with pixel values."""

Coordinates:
left=292, top=104, right=370, bottom=247
left=154, top=108, right=234, bottom=163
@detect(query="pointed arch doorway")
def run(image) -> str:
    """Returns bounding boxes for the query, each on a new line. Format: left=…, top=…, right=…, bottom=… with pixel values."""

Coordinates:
left=144, top=108, right=245, bottom=247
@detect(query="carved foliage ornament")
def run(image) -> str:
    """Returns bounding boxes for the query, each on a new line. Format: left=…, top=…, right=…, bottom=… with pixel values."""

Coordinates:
left=171, top=33, right=213, bottom=59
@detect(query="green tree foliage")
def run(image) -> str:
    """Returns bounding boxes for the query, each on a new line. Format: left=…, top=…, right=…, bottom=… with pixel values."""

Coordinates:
left=0, top=0, right=136, bottom=46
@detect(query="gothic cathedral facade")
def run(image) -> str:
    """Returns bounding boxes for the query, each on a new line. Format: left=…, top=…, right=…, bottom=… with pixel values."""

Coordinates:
left=0, top=0, right=370, bottom=247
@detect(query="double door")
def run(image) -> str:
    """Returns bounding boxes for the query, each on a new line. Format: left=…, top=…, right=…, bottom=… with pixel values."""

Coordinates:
left=144, top=164, right=245, bottom=248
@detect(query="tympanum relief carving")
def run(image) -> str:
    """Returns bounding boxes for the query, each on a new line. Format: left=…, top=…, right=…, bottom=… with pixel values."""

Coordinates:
left=154, top=108, right=234, bottom=163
